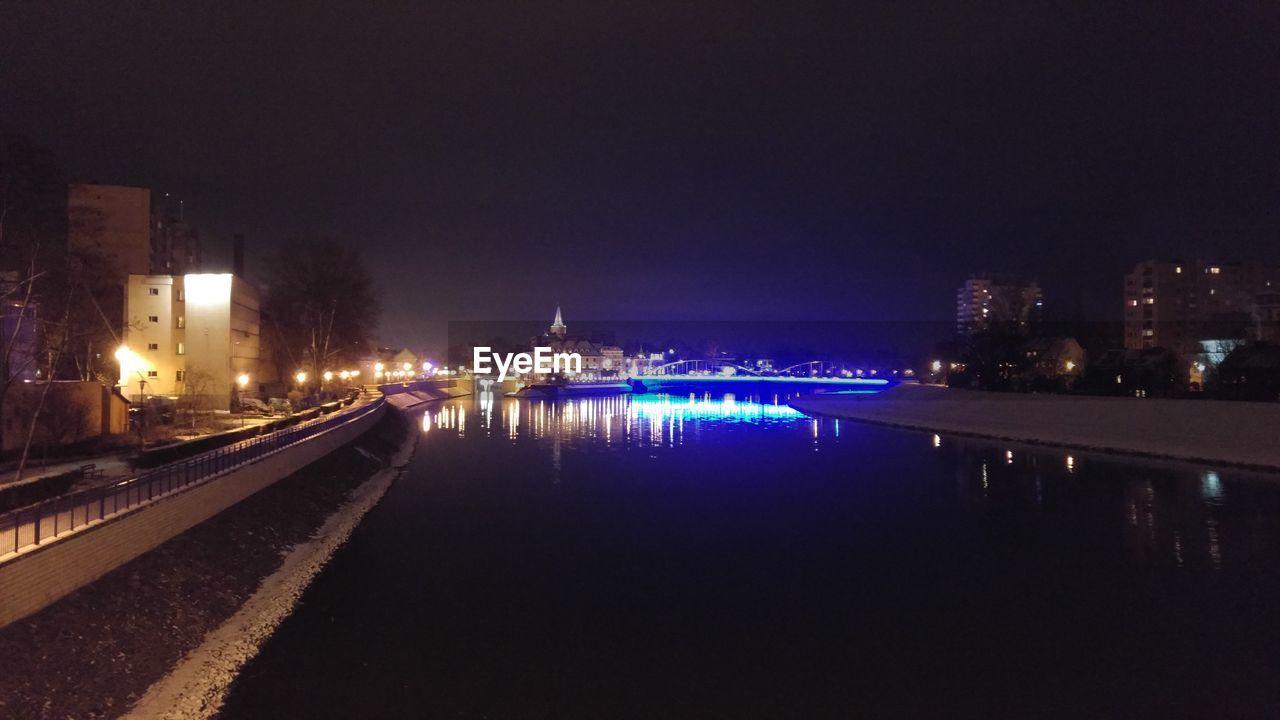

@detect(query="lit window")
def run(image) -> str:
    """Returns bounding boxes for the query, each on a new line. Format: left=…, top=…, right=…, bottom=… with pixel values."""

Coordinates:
left=1175, top=266, right=1182, bottom=274
left=147, top=343, right=159, bottom=350
left=148, top=315, right=159, bottom=323
left=148, top=288, right=160, bottom=296
left=1128, top=299, right=1138, bottom=307
left=176, top=342, right=185, bottom=355
left=1209, top=266, right=1221, bottom=274
left=1142, top=329, right=1153, bottom=337
left=177, top=316, right=185, bottom=328
left=176, top=289, right=185, bottom=302
left=1143, top=298, right=1154, bottom=305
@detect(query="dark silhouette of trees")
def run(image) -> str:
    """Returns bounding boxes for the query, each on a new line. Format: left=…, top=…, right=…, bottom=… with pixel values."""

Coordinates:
left=263, top=235, right=380, bottom=385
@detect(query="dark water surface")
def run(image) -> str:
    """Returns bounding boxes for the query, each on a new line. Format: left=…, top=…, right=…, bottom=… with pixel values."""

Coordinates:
left=221, top=391, right=1280, bottom=719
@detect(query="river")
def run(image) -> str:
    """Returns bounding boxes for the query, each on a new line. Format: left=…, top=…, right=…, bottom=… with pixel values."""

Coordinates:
left=220, top=389, right=1280, bottom=718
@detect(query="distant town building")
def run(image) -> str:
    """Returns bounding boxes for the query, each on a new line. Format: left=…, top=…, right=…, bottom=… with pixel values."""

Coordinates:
left=151, top=215, right=202, bottom=275
left=1123, top=260, right=1280, bottom=353
left=120, top=273, right=261, bottom=409
left=956, top=274, right=1043, bottom=335
left=1018, top=336, right=1085, bottom=389
left=537, top=308, right=623, bottom=377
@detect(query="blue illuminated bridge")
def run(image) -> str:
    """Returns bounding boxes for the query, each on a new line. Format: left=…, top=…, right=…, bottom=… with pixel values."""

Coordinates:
left=629, top=358, right=892, bottom=393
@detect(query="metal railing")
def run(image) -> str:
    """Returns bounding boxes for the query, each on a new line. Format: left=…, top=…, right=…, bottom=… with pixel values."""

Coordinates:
left=0, top=397, right=384, bottom=560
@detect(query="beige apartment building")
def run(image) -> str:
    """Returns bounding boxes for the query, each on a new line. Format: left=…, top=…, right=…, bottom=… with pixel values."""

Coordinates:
left=121, top=273, right=262, bottom=409
left=1123, top=260, right=1280, bottom=353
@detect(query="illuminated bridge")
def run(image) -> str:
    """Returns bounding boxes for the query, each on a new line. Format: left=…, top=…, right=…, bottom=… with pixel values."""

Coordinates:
left=631, top=359, right=891, bottom=392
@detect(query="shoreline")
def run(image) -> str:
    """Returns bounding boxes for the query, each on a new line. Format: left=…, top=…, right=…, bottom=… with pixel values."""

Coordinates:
left=124, top=423, right=418, bottom=719
left=791, top=384, right=1280, bottom=473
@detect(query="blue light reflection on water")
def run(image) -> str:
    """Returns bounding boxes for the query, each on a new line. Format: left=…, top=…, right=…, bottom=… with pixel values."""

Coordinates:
left=423, top=391, right=813, bottom=449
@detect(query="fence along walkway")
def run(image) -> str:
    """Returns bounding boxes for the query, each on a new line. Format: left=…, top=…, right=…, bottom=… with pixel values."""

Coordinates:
left=0, top=398, right=384, bottom=562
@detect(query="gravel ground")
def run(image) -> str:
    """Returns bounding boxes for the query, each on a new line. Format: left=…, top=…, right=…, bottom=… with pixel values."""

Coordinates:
left=0, top=412, right=408, bottom=720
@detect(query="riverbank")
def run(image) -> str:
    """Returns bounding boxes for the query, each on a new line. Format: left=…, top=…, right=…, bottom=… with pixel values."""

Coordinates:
left=0, top=412, right=412, bottom=719
left=791, top=384, right=1280, bottom=471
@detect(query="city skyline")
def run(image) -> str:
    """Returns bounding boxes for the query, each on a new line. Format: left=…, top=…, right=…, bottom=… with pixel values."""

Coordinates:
left=3, top=3, right=1278, bottom=352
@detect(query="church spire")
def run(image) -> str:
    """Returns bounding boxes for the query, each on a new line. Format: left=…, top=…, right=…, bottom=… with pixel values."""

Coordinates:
left=550, top=305, right=566, bottom=337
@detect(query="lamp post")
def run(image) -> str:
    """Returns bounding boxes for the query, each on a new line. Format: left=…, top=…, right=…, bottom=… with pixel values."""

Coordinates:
left=236, top=373, right=250, bottom=426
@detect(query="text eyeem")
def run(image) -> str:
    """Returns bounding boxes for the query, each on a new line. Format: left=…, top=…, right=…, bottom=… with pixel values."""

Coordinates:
left=472, top=346, right=582, bottom=381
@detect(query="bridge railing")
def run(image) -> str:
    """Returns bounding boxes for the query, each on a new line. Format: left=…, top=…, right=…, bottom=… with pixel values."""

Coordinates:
left=0, top=397, right=384, bottom=561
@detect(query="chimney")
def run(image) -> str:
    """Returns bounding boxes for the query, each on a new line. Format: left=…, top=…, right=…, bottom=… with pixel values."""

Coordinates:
left=233, top=234, right=245, bottom=277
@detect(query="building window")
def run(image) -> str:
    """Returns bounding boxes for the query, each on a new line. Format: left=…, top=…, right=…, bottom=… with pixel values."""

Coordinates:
left=148, top=315, right=159, bottom=323
left=177, top=316, right=185, bottom=328
left=1209, top=266, right=1221, bottom=275
left=176, top=370, right=185, bottom=382
left=148, top=288, right=160, bottom=296
left=1175, top=266, right=1182, bottom=274
left=1128, top=299, right=1138, bottom=307
left=176, top=342, right=185, bottom=355
left=176, top=289, right=185, bottom=302
left=147, top=370, right=158, bottom=378
left=1143, top=297, right=1154, bottom=305
left=147, top=343, right=159, bottom=350
left=1142, top=329, right=1154, bottom=337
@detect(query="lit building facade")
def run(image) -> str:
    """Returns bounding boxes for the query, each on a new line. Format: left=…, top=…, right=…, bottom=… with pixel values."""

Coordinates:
left=1123, top=260, right=1280, bottom=353
left=121, top=273, right=261, bottom=408
left=956, top=274, right=1043, bottom=335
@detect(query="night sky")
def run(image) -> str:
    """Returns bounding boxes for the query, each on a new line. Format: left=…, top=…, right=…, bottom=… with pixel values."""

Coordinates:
left=3, top=3, right=1277, bottom=351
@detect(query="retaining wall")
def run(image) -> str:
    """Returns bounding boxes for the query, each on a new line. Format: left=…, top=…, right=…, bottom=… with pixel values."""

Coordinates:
left=0, top=402, right=386, bottom=628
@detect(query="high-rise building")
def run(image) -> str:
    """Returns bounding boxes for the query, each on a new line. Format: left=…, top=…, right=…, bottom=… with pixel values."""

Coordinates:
left=1122, top=260, right=1280, bottom=353
left=67, top=183, right=152, bottom=282
left=119, top=273, right=261, bottom=409
left=67, top=183, right=204, bottom=281
left=956, top=274, right=1043, bottom=335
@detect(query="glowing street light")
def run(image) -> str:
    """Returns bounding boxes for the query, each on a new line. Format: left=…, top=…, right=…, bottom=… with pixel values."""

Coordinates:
left=323, top=370, right=334, bottom=382
left=236, top=373, right=250, bottom=388
left=374, top=362, right=384, bottom=373
left=295, top=371, right=308, bottom=385
left=340, top=370, right=351, bottom=380
left=930, top=359, right=943, bottom=373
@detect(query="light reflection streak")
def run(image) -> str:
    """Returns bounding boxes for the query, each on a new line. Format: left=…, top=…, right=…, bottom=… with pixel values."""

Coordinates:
left=417, top=392, right=808, bottom=449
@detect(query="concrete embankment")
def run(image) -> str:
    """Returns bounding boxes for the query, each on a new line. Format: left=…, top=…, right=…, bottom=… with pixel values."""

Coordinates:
left=125, top=420, right=418, bottom=719
left=791, top=384, right=1280, bottom=471
left=381, top=378, right=472, bottom=410
left=0, top=409, right=412, bottom=719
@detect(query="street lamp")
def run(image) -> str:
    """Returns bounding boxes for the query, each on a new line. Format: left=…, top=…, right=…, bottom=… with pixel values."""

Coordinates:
left=236, top=373, right=250, bottom=426
left=295, top=371, right=307, bottom=385
left=323, top=370, right=333, bottom=382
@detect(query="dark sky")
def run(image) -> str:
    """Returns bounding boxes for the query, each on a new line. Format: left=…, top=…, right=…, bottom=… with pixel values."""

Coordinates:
left=3, top=2, right=1277, bottom=351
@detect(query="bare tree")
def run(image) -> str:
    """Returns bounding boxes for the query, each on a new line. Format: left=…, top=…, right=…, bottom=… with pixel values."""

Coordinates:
left=179, top=365, right=217, bottom=433
left=263, top=235, right=379, bottom=386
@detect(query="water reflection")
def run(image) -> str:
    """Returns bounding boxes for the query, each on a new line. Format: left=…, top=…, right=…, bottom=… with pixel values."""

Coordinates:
left=420, top=391, right=807, bottom=447
left=413, top=391, right=1279, bottom=575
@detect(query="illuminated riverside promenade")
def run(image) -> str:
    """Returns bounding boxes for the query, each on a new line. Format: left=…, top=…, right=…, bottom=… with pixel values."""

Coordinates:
left=222, top=390, right=1280, bottom=718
